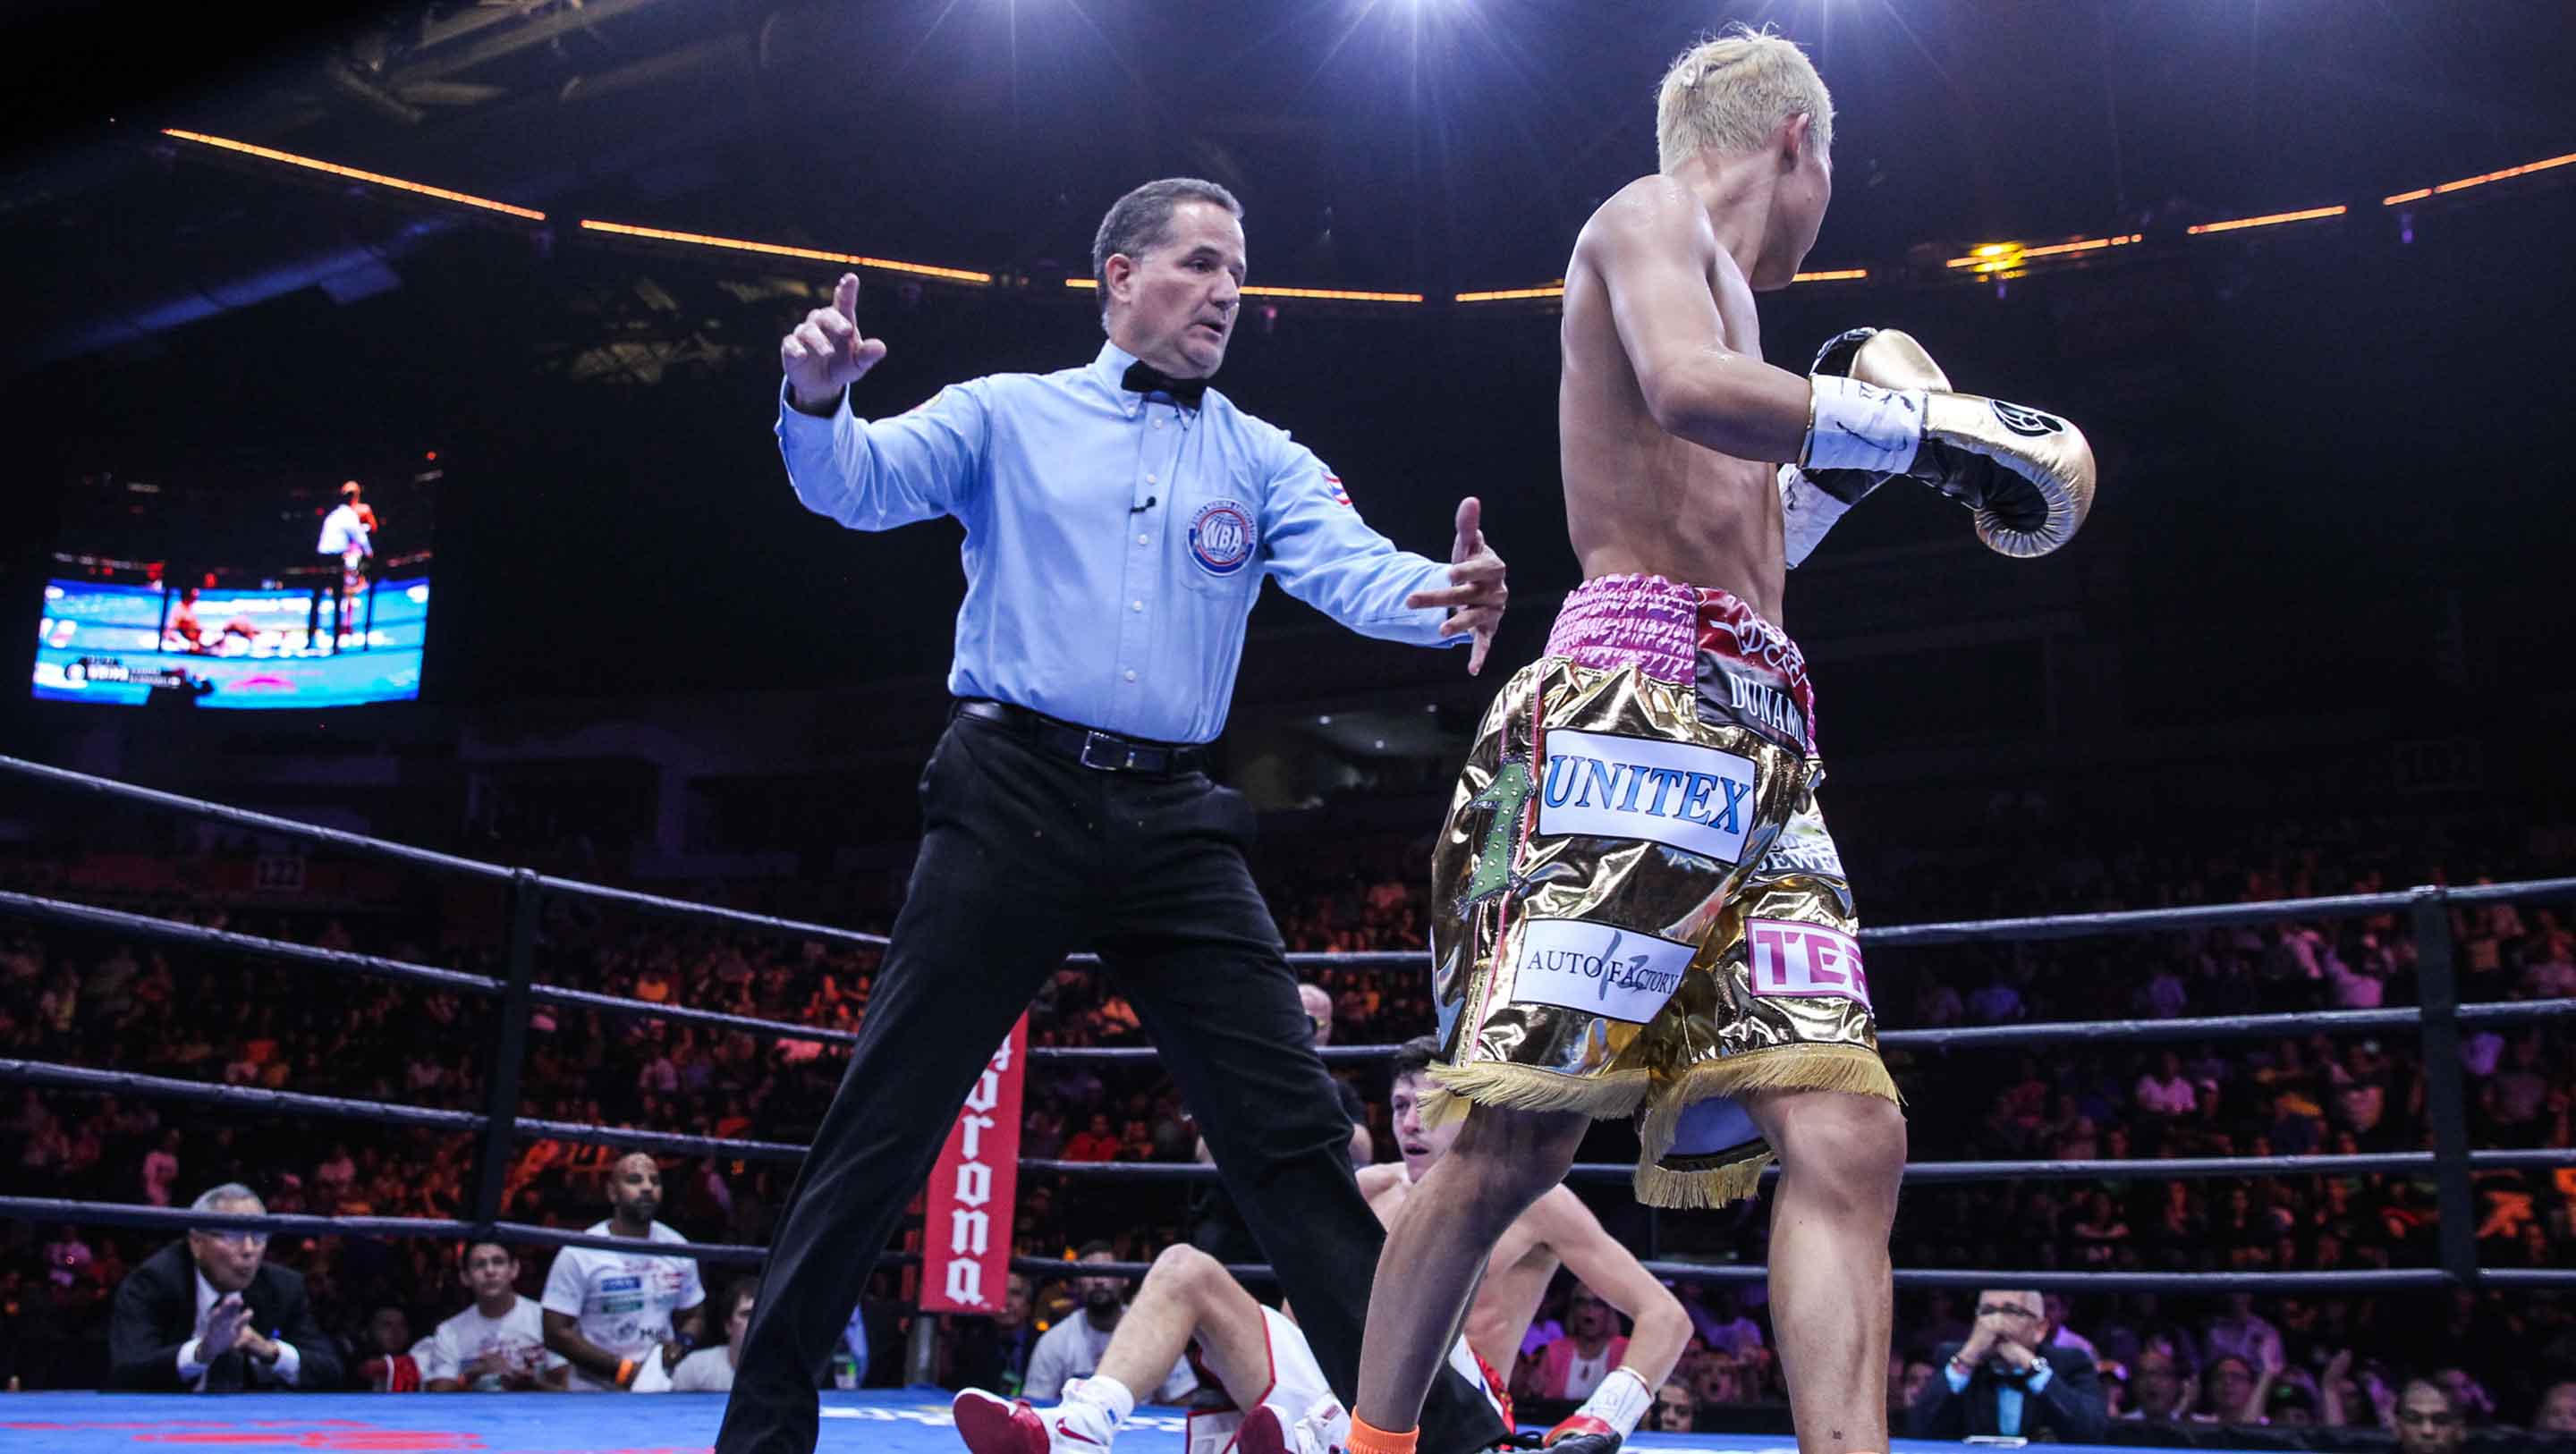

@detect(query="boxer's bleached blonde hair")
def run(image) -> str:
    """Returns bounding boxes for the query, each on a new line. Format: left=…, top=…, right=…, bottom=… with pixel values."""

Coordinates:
left=1656, top=26, right=1835, bottom=174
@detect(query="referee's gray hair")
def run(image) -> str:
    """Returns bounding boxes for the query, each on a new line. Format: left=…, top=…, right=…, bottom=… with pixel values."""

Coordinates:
left=191, top=1182, right=264, bottom=1214
left=1089, top=177, right=1243, bottom=325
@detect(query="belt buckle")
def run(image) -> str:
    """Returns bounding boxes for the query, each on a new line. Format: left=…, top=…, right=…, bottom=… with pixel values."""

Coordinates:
left=1080, top=731, right=1146, bottom=773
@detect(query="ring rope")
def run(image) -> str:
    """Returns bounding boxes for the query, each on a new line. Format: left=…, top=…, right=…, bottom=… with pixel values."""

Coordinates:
left=0, top=1058, right=485, bottom=1134
left=4, top=873, right=2570, bottom=1061
left=524, top=979, right=859, bottom=1046
left=5, top=754, right=2567, bottom=963
left=0, top=889, right=504, bottom=999
left=0, top=1061, right=814, bottom=1162
left=0, top=753, right=891, bottom=950
left=16, top=1194, right=2564, bottom=1293
left=1018, top=1148, right=2576, bottom=1183
left=512, top=1115, right=809, bottom=1162
left=525, top=870, right=889, bottom=951
left=1021, top=1256, right=2549, bottom=1295
left=9, top=753, right=2576, bottom=1304
left=0, top=1196, right=775, bottom=1267
left=0, top=755, right=514, bottom=882
left=9, top=1057, right=2567, bottom=1188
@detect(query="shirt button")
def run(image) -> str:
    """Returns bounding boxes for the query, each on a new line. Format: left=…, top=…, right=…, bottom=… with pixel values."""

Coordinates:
left=1131, top=600, right=1144, bottom=612
left=1137, top=533, right=1149, bottom=545
left=1123, top=670, right=1139, bottom=683
left=1153, top=419, right=1164, bottom=431
left=1146, top=472, right=1158, bottom=485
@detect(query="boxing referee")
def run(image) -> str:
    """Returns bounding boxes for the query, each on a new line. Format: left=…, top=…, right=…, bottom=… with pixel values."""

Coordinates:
left=715, top=178, right=1509, bottom=1454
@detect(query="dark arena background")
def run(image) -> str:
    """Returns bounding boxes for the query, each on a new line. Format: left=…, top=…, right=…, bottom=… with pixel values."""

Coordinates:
left=2, top=2, right=2572, bottom=1451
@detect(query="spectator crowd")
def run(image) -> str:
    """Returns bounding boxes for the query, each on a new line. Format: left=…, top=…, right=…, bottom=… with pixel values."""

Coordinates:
left=1, top=811, right=2572, bottom=1443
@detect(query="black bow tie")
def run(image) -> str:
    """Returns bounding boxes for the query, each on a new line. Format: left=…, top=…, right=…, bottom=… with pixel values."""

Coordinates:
left=1122, top=360, right=1207, bottom=409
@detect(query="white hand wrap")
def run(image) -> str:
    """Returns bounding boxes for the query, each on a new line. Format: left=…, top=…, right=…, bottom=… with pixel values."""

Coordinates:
left=1777, top=464, right=1851, bottom=571
left=1572, top=1365, right=1654, bottom=1439
left=1802, top=374, right=1925, bottom=475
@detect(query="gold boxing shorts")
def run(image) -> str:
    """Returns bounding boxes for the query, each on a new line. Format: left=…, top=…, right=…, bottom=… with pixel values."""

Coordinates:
left=1426, top=573, right=1897, bottom=1209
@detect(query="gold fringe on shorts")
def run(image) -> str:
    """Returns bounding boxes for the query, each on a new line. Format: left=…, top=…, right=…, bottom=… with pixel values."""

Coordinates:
left=1631, top=1044, right=1902, bottom=1209
left=1422, top=1061, right=1653, bottom=1129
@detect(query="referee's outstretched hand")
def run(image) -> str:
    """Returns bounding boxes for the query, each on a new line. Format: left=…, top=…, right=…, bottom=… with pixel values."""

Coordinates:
left=782, top=272, right=889, bottom=413
left=1406, top=495, right=1507, bottom=675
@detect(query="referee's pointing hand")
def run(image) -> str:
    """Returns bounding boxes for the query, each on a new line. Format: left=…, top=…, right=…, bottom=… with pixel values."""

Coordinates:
left=1406, top=496, right=1507, bottom=676
left=782, top=273, right=889, bottom=413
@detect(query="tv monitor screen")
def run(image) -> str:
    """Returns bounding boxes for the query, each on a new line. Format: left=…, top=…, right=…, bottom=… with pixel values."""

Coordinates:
left=32, top=462, right=437, bottom=710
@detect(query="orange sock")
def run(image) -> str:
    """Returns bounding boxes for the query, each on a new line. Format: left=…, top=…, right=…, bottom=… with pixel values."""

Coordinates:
left=1346, top=1416, right=1419, bottom=1454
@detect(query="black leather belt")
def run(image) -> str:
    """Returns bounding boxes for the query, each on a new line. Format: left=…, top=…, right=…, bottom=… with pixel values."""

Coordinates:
left=954, top=699, right=1209, bottom=776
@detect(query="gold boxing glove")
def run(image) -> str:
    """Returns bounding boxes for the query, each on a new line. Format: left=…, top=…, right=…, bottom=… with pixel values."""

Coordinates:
left=1800, top=327, right=2097, bottom=559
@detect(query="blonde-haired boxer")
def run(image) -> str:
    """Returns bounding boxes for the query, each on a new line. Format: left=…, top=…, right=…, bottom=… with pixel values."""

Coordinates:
left=1341, top=25, right=2096, bottom=1454
left=951, top=1037, right=1688, bottom=1454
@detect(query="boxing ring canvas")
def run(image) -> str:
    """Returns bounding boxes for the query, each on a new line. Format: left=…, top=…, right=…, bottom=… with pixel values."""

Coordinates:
left=0, top=1391, right=2266, bottom=1454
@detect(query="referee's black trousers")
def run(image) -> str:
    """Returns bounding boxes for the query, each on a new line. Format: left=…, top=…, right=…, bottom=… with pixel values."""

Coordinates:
left=716, top=710, right=1509, bottom=1454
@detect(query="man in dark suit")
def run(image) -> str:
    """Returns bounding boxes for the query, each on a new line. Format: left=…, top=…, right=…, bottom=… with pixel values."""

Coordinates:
left=1906, top=1288, right=2108, bottom=1441
left=108, top=1183, right=341, bottom=1391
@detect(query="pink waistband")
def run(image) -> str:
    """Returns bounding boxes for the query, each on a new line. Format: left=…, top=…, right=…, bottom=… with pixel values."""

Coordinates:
left=1546, top=573, right=1818, bottom=752
left=1551, top=574, right=1798, bottom=680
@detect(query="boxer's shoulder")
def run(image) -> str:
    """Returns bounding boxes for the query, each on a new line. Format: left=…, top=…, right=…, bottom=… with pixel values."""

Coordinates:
left=1583, top=174, right=1712, bottom=249
left=1356, top=1162, right=1408, bottom=1207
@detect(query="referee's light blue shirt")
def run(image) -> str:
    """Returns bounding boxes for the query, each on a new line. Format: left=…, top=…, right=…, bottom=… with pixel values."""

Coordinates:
left=776, top=340, right=1462, bottom=744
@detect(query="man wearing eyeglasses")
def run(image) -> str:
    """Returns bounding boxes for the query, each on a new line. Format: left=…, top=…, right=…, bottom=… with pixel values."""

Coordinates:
left=1904, top=1288, right=2106, bottom=1441
left=108, top=1182, right=341, bottom=1391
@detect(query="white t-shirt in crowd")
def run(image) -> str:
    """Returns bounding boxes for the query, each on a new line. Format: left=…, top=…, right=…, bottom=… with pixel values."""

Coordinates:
left=540, top=1221, right=706, bottom=1391
left=1022, top=1314, right=1195, bottom=1403
left=669, top=1346, right=736, bottom=1391
left=426, top=1296, right=562, bottom=1390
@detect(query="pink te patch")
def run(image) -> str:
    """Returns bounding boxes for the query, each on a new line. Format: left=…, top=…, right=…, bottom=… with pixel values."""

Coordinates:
left=1746, top=918, right=1868, bottom=1006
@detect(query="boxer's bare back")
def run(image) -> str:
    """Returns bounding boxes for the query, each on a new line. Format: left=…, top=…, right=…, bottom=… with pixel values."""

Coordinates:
left=1560, top=175, right=1801, bottom=624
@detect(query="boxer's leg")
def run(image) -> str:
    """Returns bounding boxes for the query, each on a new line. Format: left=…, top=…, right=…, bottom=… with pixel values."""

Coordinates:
left=1635, top=787, right=1899, bottom=1451
left=717, top=721, right=1096, bottom=1454
left=1097, top=1245, right=1272, bottom=1405
left=1096, top=771, right=1505, bottom=1454
left=960, top=1246, right=1276, bottom=1454
left=1741, top=1086, right=1905, bottom=1454
left=1352, top=1102, right=1588, bottom=1438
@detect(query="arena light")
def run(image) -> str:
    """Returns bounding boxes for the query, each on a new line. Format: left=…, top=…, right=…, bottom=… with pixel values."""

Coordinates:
left=2025, top=235, right=2143, bottom=258
left=1063, top=279, right=1423, bottom=304
left=1945, top=234, right=2140, bottom=271
left=1456, top=270, right=1867, bottom=304
left=579, top=221, right=990, bottom=283
left=160, top=128, right=547, bottom=222
left=2383, top=148, right=2576, bottom=207
left=2188, top=205, right=2347, bottom=235
left=1244, top=284, right=1422, bottom=303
